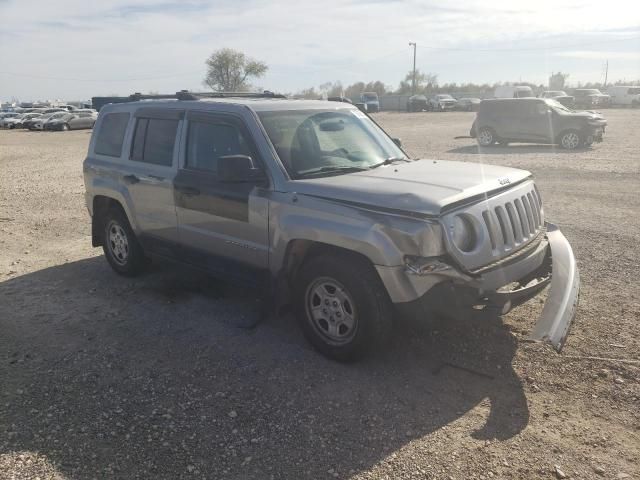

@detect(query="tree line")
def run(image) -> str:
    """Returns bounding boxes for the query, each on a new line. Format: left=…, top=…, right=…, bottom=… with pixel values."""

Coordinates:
left=202, top=48, right=640, bottom=98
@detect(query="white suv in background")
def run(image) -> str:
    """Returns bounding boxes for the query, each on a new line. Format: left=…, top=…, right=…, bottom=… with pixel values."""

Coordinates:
left=606, top=85, right=640, bottom=107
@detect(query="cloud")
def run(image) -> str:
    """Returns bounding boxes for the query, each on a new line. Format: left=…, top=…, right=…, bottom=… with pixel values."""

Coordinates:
left=0, top=0, right=639, bottom=100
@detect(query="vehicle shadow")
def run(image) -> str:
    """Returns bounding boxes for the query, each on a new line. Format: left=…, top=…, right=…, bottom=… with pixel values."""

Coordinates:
left=448, top=144, right=588, bottom=155
left=0, top=257, right=529, bottom=479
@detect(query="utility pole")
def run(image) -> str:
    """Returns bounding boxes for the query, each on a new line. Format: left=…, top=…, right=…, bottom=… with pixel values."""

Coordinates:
left=604, top=60, right=609, bottom=87
left=409, top=42, right=417, bottom=95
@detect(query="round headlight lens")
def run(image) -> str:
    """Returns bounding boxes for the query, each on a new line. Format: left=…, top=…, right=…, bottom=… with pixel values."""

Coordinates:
left=451, top=215, right=477, bottom=252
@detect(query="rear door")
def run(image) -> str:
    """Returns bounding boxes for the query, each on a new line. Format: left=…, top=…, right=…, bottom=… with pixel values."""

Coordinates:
left=174, top=111, right=270, bottom=281
left=124, top=108, right=182, bottom=253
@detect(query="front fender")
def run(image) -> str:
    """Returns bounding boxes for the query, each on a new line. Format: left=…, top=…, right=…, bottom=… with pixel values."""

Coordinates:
left=268, top=193, right=445, bottom=275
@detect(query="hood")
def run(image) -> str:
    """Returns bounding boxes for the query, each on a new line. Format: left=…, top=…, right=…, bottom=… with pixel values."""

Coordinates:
left=561, top=109, right=606, bottom=121
left=292, top=159, right=531, bottom=216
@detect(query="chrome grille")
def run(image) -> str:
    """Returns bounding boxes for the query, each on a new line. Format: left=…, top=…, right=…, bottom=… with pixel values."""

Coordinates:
left=481, top=186, right=544, bottom=254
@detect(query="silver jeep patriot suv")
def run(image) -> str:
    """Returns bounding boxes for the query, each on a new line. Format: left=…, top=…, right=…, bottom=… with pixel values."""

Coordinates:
left=83, top=91, right=580, bottom=361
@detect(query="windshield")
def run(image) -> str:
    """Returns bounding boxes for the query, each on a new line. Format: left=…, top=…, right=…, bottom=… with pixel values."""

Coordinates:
left=362, top=93, right=378, bottom=101
left=258, top=109, right=407, bottom=178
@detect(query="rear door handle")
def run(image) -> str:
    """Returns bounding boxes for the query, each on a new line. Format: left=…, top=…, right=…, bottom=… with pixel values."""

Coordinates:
left=175, top=185, right=200, bottom=196
left=122, top=174, right=140, bottom=184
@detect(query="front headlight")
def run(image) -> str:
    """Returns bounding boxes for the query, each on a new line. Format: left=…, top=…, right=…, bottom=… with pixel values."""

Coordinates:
left=451, top=214, right=477, bottom=252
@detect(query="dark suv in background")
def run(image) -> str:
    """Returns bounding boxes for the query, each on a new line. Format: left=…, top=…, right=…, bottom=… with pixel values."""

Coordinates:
left=470, top=98, right=606, bottom=149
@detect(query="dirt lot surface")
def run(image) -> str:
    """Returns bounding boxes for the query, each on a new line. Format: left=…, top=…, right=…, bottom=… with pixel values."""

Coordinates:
left=1, top=110, right=638, bottom=479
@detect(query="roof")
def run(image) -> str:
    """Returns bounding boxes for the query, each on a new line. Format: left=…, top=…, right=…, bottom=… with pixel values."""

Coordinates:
left=101, top=97, right=358, bottom=113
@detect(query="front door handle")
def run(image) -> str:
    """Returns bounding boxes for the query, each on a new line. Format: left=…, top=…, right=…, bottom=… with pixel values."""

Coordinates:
left=175, top=185, right=201, bottom=196
left=122, top=174, right=140, bottom=184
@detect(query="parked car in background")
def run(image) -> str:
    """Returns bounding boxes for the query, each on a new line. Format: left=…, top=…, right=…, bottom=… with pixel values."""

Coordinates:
left=407, top=95, right=429, bottom=112
left=360, top=92, right=380, bottom=112
left=428, top=94, right=457, bottom=111
left=44, top=112, right=97, bottom=131
left=0, top=112, right=21, bottom=127
left=470, top=98, right=606, bottom=149
left=455, top=97, right=481, bottom=111
left=572, top=89, right=611, bottom=109
left=1, top=112, right=42, bottom=129
left=606, top=85, right=640, bottom=107
left=30, top=111, right=70, bottom=130
left=42, top=107, right=68, bottom=114
left=540, top=91, right=574, bottom=108
left=493, top=85, right=534, bottom=98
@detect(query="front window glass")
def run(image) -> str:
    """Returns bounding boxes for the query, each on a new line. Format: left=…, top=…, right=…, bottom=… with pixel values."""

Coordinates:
left=186, top=121, right=253, bottom=173
left=258, top=109, right=407, bottom=179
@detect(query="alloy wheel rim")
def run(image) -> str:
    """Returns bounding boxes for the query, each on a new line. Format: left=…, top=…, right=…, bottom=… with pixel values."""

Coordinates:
left=107, top=221, right=129, bottom=265
left=562, top=132, right=579, bottom=149
left=479, top=129, right=493, bottom=145
left=305, top=277, right=358, bottom=345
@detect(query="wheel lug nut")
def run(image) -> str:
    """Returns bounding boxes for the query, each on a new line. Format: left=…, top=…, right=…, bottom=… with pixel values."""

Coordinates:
left=324, top=299, right=329, bottom=305
left=332, top=301, right=338, bottom=307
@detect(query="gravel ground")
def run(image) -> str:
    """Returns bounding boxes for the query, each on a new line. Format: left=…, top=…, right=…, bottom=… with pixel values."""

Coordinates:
left=1, top=110, right=638, bottom=479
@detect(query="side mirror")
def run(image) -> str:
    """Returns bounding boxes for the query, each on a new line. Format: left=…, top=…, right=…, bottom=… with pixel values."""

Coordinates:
left=392, top=137, right=402, bottom=148
left=217, top=155, right=264, bottom=183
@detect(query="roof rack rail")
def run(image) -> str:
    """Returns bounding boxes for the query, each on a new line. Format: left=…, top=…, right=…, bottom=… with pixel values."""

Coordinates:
left=128, top=90, right=286, bottom=101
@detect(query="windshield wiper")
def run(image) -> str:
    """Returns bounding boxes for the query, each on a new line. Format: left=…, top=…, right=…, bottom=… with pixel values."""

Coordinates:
left=369, top=157, right=412, bottom=169
left=296, top=166, right=369, bottom=178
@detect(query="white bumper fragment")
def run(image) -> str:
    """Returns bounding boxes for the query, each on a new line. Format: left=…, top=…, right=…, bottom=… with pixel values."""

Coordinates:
left=527, top=223, right=580, bottom=351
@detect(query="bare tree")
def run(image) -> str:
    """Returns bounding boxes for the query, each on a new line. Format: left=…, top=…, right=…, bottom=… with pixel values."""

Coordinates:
left=203, top=48, right=268, bottom=92
left=396, top=70, right=438, bottom=94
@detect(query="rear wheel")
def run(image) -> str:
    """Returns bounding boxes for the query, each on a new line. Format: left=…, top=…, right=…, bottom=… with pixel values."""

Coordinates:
left=294, top=253, right=393, bottom=361
left=477, top=127, right=496, bottom=146
left=102, top=209, right=146, bottom=276
left=559, top=130, right=582, bottom=150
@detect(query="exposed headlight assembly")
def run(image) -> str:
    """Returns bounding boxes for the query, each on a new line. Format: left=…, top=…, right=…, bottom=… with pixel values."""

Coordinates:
left=451, top=214, right=478, bottom=253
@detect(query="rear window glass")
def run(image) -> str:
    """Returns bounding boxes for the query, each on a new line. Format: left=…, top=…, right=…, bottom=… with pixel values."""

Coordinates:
left=94, top=112, right=130, bottom=157
left=130, top=118, right=178, bottom=166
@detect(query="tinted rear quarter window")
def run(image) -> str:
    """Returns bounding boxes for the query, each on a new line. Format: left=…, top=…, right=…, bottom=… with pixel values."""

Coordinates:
left=94, top=112, right=130, bottom=157
left=130, top=118, right=178, bottom=167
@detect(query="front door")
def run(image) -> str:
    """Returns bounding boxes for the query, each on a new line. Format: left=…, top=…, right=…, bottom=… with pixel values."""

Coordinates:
left=174, top=111, right=269, bottom=282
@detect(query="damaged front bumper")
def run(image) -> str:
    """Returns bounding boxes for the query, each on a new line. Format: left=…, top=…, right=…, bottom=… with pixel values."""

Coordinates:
left=377, top=222, right=580, bottom=352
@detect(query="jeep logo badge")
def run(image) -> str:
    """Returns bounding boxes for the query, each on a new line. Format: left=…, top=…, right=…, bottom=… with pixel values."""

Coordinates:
left=498, top=177, right=511, bottom=185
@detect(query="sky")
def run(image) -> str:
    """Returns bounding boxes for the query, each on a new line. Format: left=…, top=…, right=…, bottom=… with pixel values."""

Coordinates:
left=1, top=0, right=639, bottom=102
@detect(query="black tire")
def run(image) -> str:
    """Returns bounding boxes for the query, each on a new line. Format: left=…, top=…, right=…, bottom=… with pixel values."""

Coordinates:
left=293, top=253, right=393, bottom=362
left=558, top=129, right=583, bottom=150
left=476, top=127, right=496, bottom=146
left=102, top=208, right=146, bottom=276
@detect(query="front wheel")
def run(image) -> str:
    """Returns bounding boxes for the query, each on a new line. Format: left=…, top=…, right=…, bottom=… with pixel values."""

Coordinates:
left=559, top=130, right=583, bottom=150
left=477, top=127, right=496, bottom=146
left=102, top=209, right=147, bottom=276
left=294, top=253, right=393, bottom=362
